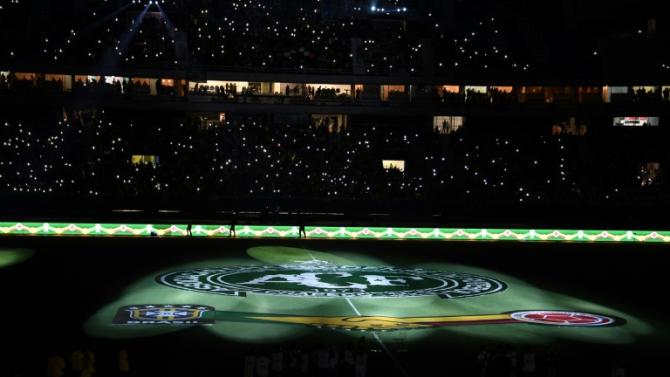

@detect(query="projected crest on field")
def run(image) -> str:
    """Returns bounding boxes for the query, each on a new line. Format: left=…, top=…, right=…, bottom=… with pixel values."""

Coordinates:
left=87, top=246, right=651, bottom=344
left=156, top=264, right=507, bottom=299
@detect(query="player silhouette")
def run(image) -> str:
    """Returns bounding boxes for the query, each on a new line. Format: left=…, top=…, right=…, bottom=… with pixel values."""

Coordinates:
left=298, top=213, right=307, bottom=238
left=229, top=214, right=237, bottom=238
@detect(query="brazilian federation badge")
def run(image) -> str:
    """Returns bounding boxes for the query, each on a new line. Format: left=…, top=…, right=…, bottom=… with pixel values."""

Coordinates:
left=113, top=304, right=215, bottom=325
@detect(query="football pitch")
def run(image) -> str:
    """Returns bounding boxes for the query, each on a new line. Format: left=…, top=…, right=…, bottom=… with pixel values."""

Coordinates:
left=1, top=235, right=668, bottom=376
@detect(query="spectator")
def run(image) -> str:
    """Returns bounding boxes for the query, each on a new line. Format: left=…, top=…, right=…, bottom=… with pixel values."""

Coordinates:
left=118, top=349, right=130, bottom=376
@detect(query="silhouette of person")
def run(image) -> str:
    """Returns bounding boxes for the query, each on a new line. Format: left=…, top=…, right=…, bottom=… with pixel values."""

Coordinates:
left=186, top=223, right=193, bottom=237
left=229, top=216, right=237, bottom=238
left=118, top=348, right=130, bottom=376
left=298, top=213, right=307, bottom=238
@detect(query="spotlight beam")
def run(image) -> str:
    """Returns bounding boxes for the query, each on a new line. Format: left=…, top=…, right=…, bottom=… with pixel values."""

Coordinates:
left=50, top=3, right=133, bottom=61
left=99, top=3, right=151, bottom=69
left=79, top=3, right=134, bottom=36
left=154, top=1, right=179, bottom=63
left=155, top=2, right=177, bottom=38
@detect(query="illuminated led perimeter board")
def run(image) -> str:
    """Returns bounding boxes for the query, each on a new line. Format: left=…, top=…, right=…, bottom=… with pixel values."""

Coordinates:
left=1, top=222, right=670, bottom=243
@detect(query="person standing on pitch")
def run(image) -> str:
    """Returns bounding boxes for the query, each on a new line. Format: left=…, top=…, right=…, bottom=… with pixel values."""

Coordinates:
left=297, top=212, right=307, bottom=238
left=186, top=223, right=193, bottom=237
left=229, top=214, right=237, bottom=238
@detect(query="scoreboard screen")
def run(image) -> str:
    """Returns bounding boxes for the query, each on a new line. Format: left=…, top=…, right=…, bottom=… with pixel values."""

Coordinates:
left=613, top=116, right=659, bottom=127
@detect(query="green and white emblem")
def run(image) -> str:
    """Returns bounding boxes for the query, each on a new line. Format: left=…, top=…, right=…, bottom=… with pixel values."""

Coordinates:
left=156, top=264, right=506, bottom=299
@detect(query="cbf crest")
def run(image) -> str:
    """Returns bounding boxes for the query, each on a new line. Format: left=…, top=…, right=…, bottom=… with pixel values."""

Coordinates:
left=113, top=304, right=215, bottom=325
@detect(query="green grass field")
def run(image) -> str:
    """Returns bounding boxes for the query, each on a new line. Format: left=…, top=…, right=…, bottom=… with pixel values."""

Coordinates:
left=1, top=236, right=668, bottom=376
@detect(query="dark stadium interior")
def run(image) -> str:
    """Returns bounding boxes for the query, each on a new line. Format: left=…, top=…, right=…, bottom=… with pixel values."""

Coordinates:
left=1, top=1, right=670, bottom=376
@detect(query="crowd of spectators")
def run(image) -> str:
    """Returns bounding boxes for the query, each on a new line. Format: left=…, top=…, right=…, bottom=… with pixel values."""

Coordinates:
left=5, top=0, right=664, bottom=77
left=0, top=0, right=491, bottom=74
left=37, top=340, right=636, bottom=377
left=354, top=23, right=424, bottom=75
left=241, top=341, right=370, bottom=377
left=9, top=72, right=670, bottom=109
left=1, top=107, right=665, bottom=218
left=472, top=344, right=634, bottom=377
left=431, top=14, right=532, bottom=76
left=1, top=0, right=358, bottom=72
left=2, top=1, right=668, bottom=80
left=47, top=346, right=104, bottom=377
left=41, top=340, right=371, bottom=377
left=628, top=87, right=669, bottom=104
left=186, top=0, right=356, bottom=72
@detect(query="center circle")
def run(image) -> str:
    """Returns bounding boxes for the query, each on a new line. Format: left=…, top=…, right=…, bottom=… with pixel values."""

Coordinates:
left=157, top=265, right=507, bottom=298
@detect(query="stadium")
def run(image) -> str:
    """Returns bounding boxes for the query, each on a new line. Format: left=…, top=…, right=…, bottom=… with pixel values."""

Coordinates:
left=0, top=1, right=669, bottom=376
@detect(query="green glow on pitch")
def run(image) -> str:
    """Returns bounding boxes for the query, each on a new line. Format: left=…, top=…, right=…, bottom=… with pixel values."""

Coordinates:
left=0, top=248, right=34, bottom=268
left=3, top=222, right=670, bottom=244
left=246, top=245, right=390, bottom=267
left=394, top=262, right=652, bottom=345
left=86, top=246, right=652, bottom=345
